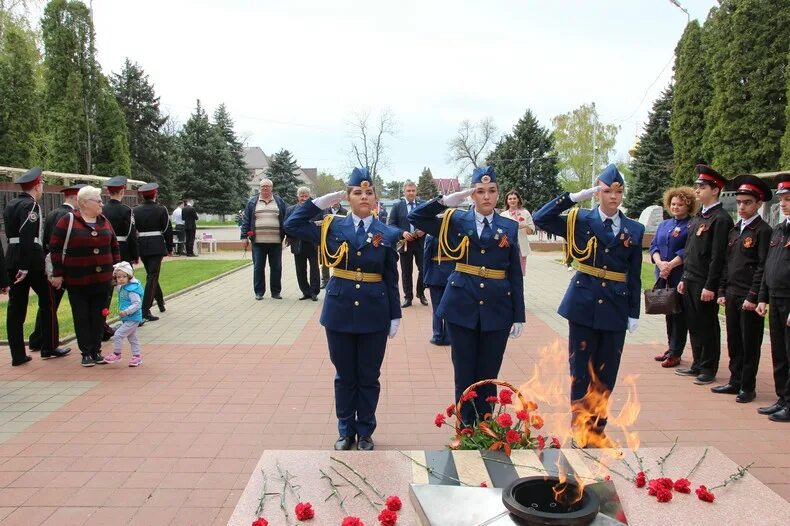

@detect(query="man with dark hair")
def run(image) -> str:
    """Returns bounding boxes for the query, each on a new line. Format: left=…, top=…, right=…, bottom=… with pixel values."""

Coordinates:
left=388, top=181, right=427, bottom=307
left=133, top=183, right=173, bottom=321
left=182, top=199, right=199, bottom=257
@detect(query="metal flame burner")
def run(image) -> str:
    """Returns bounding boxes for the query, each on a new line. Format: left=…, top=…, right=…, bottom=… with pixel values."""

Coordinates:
left=502, top=476, right=600, bottom=526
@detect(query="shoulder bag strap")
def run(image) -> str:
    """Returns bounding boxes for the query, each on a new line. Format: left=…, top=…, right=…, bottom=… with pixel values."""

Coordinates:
left=62, top=213, right=75, bottom=258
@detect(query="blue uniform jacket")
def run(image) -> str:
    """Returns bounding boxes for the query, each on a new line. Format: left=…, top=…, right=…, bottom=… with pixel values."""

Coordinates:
left=649, top=217, right=690, bottom=288
left=284, top=200, right=402, bottom=334
left=533, top=192, right=644, bottom=332
left=422, top=234, right=454, bottom=287
left=409, top=199, right=525, bottom=331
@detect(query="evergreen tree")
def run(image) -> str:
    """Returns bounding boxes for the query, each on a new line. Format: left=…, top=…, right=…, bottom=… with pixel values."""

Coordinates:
left=416, top=167, right=437, bottom=200
left=0, top=17, right=40, bottom=168
left=487, top=109, right=561, bottom=213
left=213, top=103, right=250, bottom=208
left=266, top=149, right=301, bottom=204
left=781, top=49, right=790, bottom=168
left=624, top=86, right=675, bottom=217
left=703, top=0, right=790, bottom=174
left=670, top=21, right=711, bottom=185
left=93, top=76, right=130, bottom=176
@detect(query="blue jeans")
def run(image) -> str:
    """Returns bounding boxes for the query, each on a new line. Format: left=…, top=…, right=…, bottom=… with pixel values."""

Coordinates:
left=251, top=243, right=283, bottom=296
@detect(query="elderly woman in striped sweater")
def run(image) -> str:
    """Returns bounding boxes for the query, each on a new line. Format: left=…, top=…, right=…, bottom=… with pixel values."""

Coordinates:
left=50, top=186, right=120, bottom=367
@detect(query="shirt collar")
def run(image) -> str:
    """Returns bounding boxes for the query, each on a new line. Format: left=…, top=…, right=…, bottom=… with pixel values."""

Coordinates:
left=474, top=209, right=495, bottom=225
left=351, top=213, right=373, bottom=230
left=701, top=201, right=721, bottom=214
left=740, top=213, right=759, bottom=229
left=597, top=207, right=620, bottom=227
left=64, top=203, right=75, bottom=210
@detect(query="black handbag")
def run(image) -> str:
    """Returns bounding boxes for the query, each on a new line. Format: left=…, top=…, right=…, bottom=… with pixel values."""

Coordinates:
left=644, top=280, right=682, bottom=315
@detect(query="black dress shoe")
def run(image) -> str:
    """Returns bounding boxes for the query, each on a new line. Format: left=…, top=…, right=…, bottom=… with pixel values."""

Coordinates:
left=758, top=399, right=785, bottom=415
left=298, top=294, right=311, bottom=300
left=768, top=407, right=790, bottom=422
left=12, top=356, right=33, bottom=366
left=735, top=391, right=756, bottom=403
left=429, top=338, right=440, bottom=345
left=711, top=383, right=740, bottom=394
left=334, top=436, right=355, bottom=451
left=29, top=347, right=41, bottom=353
left=693, top=374, right=715, bottom=385
left=271, top=294, right=283, bottom=300
left=357, top=436, right=374, bottom=451
left=401, top=299, right=413, bottom=308
left=81, top=355, right=95, bottom=367
left=675, top=367, right=700, bottom=377
left=311, top=294, right=318, bottom=302
left=418, top=295, right=429, bottom=306
left=41, top=347, right=71, bottom=359
left=92, top=353, right=106, bottom=365
left=143, top=313, right=159, bottom=322
left=157, top=303, right=166, bottom=313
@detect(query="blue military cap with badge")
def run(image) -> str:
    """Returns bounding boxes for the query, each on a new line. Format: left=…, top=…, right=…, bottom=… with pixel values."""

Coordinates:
left=347, top=167, right=373, bottom=188
left=596, top=164, right=625, bottom=188
left=471, top=166, right=497, bottom=184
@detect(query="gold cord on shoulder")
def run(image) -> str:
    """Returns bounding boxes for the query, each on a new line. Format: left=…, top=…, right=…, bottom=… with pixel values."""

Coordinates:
left=437, top=208, right=469, bottom=263
left=320, top=215, right=349, bottom=269
left=564, top=207, right=597, bottom=266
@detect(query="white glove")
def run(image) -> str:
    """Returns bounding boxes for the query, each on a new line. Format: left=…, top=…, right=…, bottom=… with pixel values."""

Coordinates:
left=628, top=317, right=639, bottom=334
left=509, top=322, right=523, bottom=339
left=389, top=318, right=401, bottom=339
left=313, top=190, right=346, bottom=211
left=569, top=186, right=600, bottom=203
left=440, top=188, right=474, bottom=208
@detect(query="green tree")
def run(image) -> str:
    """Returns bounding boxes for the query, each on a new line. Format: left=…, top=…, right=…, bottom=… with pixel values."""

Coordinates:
left=487, top=109, right=561, bottom=213
left=92, top=76, right=130, bottom=176
left=671, top=21, right=711, bottom=185
left=213, top=103, right=250, bottom=208
left=313, top=171, right=346, bottom=196
left=0, top=17, right=40, bottom=167
left=781, top=49, right=790, bottom=168
left=416, top=167, right=437, bottom=200
left=624, top=86, right=674, bottom=217
left=266, top=149, right=301, bottom=204
left=383, top=180, right=404, bottom=199
left=703, top=0, right=790, bottom=174
left=551, top=103, right=619, bottom=194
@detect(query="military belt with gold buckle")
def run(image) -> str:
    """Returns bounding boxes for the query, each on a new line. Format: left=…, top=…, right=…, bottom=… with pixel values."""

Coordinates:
left=576, top=262, right=627, bottom=282
left=455, top=262, right=507, bottom=280
left=332, top=268, right=383, bottom=283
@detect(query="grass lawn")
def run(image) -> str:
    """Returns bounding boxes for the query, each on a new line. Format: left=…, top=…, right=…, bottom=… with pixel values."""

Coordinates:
left=197, top=219, right=239, bottom=227
left=1, top=259, right=249, bottom=340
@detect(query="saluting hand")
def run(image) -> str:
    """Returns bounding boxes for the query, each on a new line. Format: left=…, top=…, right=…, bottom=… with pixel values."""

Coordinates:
left=313, top=190, right=346, bottom=211
left=569, top=186, right=601, bottom=203
left=441, top=188, right=474, bottom=208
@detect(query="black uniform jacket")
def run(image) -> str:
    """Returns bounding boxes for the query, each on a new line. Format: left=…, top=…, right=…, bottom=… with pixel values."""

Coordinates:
left=104, top=198, right=139, bottom=262
left=681, top=203, right=734, bottom=292
left=132, top=200, right=173, bottom=257
left=758, top=220, right=790, bottom=302
left=43, top=203, right=75, bottom=253
left=2, top=192, right=44, bottom=272
left=718, top=215, right=772, bottom=303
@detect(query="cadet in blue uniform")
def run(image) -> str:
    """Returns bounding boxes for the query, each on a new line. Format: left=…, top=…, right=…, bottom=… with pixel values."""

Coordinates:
left=409, top=166, right=525, bottom=425
left=422, top=233, right=454, bottom=346
left=533, top=165, right=644, bottom=447
left=284, top=168, right=402, bottom=451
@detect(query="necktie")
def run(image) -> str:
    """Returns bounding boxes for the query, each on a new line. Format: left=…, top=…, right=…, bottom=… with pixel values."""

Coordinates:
left=356, top=220, right=367, bottom=247
left=481, top=217, right=492, bottom=243
left=408, top=202, right=415, bottom=232
left=603, top=218, right=614, bottom=243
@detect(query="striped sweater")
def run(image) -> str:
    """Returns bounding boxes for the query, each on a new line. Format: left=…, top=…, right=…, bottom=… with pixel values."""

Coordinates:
left=49, top=211, right=120, bottom=290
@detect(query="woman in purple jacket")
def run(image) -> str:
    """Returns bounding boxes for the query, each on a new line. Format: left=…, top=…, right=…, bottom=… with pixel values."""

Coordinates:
left=649, top=187, right=697, bottom=368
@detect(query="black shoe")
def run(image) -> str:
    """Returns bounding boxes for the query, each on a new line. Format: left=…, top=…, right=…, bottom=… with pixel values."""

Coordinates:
left=81, top=355, right=95, bottom=367
left=41, top=347, right=71, bottom=359
left=768, top=407, right=790, bottom=422
left=255, top=294, right=263, bottom=301
left=675, top=367, right=700, bottom=377
left=429, top=338, right=440, bottom=345
left=29, top=347, right=41, bottom=353
left=143, top=313, right=159, bottom=322
left=334, top=436, right=355, bottom=451
left=92, top=353, right=106, bottom=365
left=357, top=436, right=374, bottom=451
left=271, top=294, right=283, bottom=300
left=711, top=383, right=740, bottom=394
left=758, top=400, right=785, bottom=415
left=187, top=254, right=198, bottom=257
left=401, top=299, right=412, bottom=308
left=735, top=391, right=756, bottom=403
left=298, top=294, right=311, bottom=300
left=418, top=295, right=429, bottom=306
left=12, top=356, right=33, bottom=366
left=693, top=374, right=715, bottom=385
left=157, top=303, right=166, bottom=313
left=138, top=320, right=146, bottom=327
left=311, top=294, right=318, bottom=302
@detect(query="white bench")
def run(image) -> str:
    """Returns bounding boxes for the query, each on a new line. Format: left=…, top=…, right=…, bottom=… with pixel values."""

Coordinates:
left=198, top=233, right=217, bottom=253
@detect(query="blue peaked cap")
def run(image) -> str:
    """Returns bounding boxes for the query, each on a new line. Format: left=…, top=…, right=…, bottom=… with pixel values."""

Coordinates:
left=471, top=166, right=497, bottom=184
left=347, top=167, right=373, bottom=187
left=596, top=164, right=625, bottom=187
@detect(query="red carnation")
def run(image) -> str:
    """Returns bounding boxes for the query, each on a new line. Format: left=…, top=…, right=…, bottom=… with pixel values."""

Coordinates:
left=695, top=485, right=716, bottom=503
left=604, top=475, right=611, bottom=481
left=378, top=508, right=397, bottom=526
left=479, top=481, right=488, bottom=487
left=656, top=488, right=673, bottom=503
left=101, top=308, right=110, bottom=317
left=537, top=436, right=546, bottom=450
left=497, top=413, right=513, bottom=428
left=673, top=478, right=691, bottom=494
left=499, top=389, right=513, bottom=405
left=385, top=495, right=402, bottom=511
left=516, top=409, right=528, bottom=421
left=434, top=413, right=446, bottom=428
left=445, top=403, right=455, bottom=417
left=635, top=471, right=646, bottom=488
left=505, top=430, right=521, bottom=444
left=485, top=396, right=498, bottom=404
left=551, top=437, right=561, bottom=449
left=294, top=502, right=314, bottom=521
left=342, top=518, right=364, bottom=526
left=657, top=478, right=673, bottom=490
left=461, top=427, right=473, bottom=436
left=252, top=519, right=269, bottom=526
left=246, top=230, right=255, bottom=238
left=461, top=390, right=478, bottom=402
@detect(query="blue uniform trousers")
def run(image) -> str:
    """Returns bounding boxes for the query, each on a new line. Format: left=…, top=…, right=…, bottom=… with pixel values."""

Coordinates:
left=447, top=321, right=510, bottom=425
left=325, top=328, right=388, bottom=438
left=568, top=322, right=626, bottom=430
left=429, top=285, right=450, bottom=345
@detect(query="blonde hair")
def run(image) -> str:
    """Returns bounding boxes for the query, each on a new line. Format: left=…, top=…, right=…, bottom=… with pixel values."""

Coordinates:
left=662, top=186, right=698, bottom=215
left=77, top=185, right=101, bottom=206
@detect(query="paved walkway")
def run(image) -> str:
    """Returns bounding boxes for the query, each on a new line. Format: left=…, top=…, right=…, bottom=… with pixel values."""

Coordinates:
left=0, top=252, right=786, bottom=525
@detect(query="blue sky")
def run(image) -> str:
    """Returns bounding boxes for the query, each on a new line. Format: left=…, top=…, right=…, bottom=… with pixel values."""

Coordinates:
left=88, top=0, right=719, bottom=182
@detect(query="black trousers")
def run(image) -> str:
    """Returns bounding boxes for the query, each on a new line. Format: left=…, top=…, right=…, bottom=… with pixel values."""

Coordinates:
left=294, top=251, right=319, bottom=296
left=399, top=242, right=425, bottom=300
left=30, top=284, right=65, bottom=350
left=174, top=225, right=185, bottom=254
left=724, top=293, right=765, bottom=392
left=682, top=280, right=721, bottom=376
left=7, top=269, right=57, bottom=362
left=141, top=255, right=163, bottom=315
left=767, top=296, right=790, bottom=405
left=68, top=287, right=109, bottom=357
left=665, top=309, right=688, bottom=357
left=185, top=228, right=196, bottom=255
left=321, top=265, right=330, bottom=284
